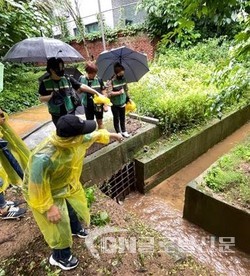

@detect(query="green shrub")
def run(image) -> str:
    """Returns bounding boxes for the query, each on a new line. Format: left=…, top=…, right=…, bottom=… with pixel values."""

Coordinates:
left=0, top=63, right=43, bottom=113
left=129, top=38, right=248, bottom=133
left=204, top=138, right=250, bottom=206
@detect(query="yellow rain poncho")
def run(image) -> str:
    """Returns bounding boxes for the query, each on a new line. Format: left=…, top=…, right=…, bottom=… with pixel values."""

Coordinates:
left=0, top=113, right=30, bottom=191
left=23, top=129, right=110, bottom=250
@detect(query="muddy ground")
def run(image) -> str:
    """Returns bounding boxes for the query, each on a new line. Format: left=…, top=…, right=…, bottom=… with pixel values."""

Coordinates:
left=0, top=118, right=221, bottom=275
left=0, top=187, right=220, bottom=276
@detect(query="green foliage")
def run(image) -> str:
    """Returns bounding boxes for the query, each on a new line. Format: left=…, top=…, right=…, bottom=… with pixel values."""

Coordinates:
left=84, top=23, right=147, bottom=43
left=204, top=138, right=250, bottom=205
left=0, top=0, right=51, bottom=57
left=91, top=211, right=110, bottom=226
left=85, top=187, right=96, bottom=208
left=139, top=0, right=247, bottom=47
left=0, top=63, right=42, bottom=113
left=130, top=39, right=231, bottom=133
left=208, top=24, right=250, bottom=118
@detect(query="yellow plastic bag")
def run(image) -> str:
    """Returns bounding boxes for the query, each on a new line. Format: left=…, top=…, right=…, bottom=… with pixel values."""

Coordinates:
left=93, top=94, right=112, bottom=106
left=125, top=100, right=136, bottom=114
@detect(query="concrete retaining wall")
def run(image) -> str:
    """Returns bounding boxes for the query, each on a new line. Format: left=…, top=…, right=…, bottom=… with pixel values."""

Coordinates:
left=183, top=181, right=250, bottom=254
left=135, top=105, right=250, bottom=193
left=80, top=120, right=161, bottom=186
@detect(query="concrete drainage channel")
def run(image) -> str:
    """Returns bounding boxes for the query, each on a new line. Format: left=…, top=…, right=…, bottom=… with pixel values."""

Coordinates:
left=82, top=106, right=250, bottom=253
left=25, top=106, right=250, bottom=256
left=83, top=105, right=249, bottom=193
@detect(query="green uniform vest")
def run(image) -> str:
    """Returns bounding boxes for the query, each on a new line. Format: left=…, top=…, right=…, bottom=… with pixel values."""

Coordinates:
left=43, top=77, right=75, bottom=116
left=111, top=78, right=127, bottom=106
left=78, top=76, right=102, bottom=106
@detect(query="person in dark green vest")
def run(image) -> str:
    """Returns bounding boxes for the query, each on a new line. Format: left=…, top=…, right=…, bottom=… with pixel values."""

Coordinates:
left=78, top=62, right=108, bottom=129
left=39, top=57, right=105, bottom=126
left=108, top=62, right=132, bottom=138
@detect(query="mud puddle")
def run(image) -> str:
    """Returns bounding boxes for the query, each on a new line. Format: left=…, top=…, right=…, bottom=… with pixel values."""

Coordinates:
left=124, top=122, right=250, bottom=275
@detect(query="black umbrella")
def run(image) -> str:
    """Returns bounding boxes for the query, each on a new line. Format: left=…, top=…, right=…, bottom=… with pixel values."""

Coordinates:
left=96, top=46, right=149, bottom=83
left=0, top=139, right=24, bottom=179
left=3, top=37, right=84, bottom=63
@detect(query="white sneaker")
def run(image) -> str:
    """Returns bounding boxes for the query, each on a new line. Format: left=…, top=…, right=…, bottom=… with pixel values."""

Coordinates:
left=122, top=131, right=130, bottom=138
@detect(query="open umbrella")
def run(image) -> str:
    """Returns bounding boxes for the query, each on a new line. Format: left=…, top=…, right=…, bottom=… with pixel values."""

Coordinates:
left=96, top=46, right=149, bottom=83
left=3, top=37, right=84, bottom=63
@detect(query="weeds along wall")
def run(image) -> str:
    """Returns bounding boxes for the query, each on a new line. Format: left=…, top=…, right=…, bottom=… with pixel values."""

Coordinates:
left=70, top=33, right=158, bottom=61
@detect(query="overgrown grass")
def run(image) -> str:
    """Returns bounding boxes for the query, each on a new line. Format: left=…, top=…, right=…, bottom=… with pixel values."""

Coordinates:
left=129, top=38, right=248, bottom=134
left=203, top=136, right=250, bottom=208
left=1, top=38, right=248, bottom=134
left=0, top=63, right=44, bottom=113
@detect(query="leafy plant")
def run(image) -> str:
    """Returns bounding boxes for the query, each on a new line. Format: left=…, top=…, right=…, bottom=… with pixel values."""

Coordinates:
left=204, top=137, right=250, bottom=206
left=85, top=187, right=96, bottom=208
left=0, top=0, right=51, bottom=57
left=91, top=211, right=110, bottom=226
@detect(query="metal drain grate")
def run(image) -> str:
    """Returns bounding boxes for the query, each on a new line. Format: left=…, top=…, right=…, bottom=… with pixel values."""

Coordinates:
left=100, top=162, right=136, bottom=202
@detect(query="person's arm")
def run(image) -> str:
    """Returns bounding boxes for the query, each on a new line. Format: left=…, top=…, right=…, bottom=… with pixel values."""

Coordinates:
left=39, top=94, right=53, bottom=103
left=82, top=130, right=123, bottom=148
left=79, top=83, right=103, bottom=96
left=27, top=154, right=54, bottom=214
left=109, top=132, right=124, bottom=142
left=38, top=81, right=53, bottom=103
left=123, top=83, right=131, bottom=103
left=70, top=76, right=103, bottom=97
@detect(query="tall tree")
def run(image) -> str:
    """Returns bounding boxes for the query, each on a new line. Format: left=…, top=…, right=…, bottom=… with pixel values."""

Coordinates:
left=42, top=0, right=90, bottom=58
left=0, top=0, right=51, bottom=56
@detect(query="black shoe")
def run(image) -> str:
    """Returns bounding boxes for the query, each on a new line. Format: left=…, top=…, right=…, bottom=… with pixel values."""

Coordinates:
left=49, top=254, right=79, bottom=271
left=72, top=228, right=88, bottom=238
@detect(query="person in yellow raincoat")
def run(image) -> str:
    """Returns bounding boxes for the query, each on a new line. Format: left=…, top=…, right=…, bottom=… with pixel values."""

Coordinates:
left=0, top=109, right=29, bottom=219
left=23, top=114, right=123, bottom=271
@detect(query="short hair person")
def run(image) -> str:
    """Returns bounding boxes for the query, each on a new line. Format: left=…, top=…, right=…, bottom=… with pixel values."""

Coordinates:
left=39, top=57, right=106, bottom=126
left=78, top=62, right=108, bottom=129
left=22, top=114, right=123, bottom=270
left=108, top=62, right=132, bottom=138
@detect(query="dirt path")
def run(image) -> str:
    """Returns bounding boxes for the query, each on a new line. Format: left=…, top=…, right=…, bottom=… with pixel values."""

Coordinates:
left=149, top=122, right=250, bottom=211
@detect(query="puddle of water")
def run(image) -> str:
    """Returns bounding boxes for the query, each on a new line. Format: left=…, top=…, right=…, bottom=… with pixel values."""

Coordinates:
left=124, top=192, right=250, bottom=276
left=124, top=123, right=250, bottom=275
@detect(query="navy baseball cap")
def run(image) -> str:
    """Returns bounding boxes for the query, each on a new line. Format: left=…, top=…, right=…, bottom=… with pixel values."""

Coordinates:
left=56, top=114, right=97, bottom=137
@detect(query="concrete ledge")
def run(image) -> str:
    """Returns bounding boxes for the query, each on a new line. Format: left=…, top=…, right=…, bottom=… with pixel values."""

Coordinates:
left=129, top=113, right=160, bottom=125
left=183, top=181, right=250, bottom=254
left=81, top=121, right=161, bottom=186
left=135, top=105, right=250, bottom=193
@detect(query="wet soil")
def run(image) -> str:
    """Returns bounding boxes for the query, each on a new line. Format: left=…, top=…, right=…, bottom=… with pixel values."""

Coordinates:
left=0, top=189, right=218, bottom=276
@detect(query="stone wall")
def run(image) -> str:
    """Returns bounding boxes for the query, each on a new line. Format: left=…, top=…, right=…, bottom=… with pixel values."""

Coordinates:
left=70, top=33, right=158, bottom=61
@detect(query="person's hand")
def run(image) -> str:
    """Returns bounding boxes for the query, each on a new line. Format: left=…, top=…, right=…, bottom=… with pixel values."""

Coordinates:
left=47, top=204, right=61, bottom=224
left=103, top=104, right=109, bottom=112
left=119, top=89, right=124, bottom=95
left=111, top=133, right=123, bottom=143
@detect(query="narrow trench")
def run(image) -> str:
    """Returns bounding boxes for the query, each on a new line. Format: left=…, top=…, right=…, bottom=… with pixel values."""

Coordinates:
left=119, top=122, right=250, bottom=276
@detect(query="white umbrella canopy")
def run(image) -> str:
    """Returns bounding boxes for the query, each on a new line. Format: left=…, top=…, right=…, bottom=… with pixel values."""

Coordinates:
left=96, top=46, right=149, bottom=83
left=2, top=37, right=84, bottom=63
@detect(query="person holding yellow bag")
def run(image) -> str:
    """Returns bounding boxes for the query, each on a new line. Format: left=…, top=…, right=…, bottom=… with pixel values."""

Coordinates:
left=23, top=114, right=123, bottom=270
left=78, top=62, right=110, bottom=129
left=0, top=109, right=29, bottom=219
